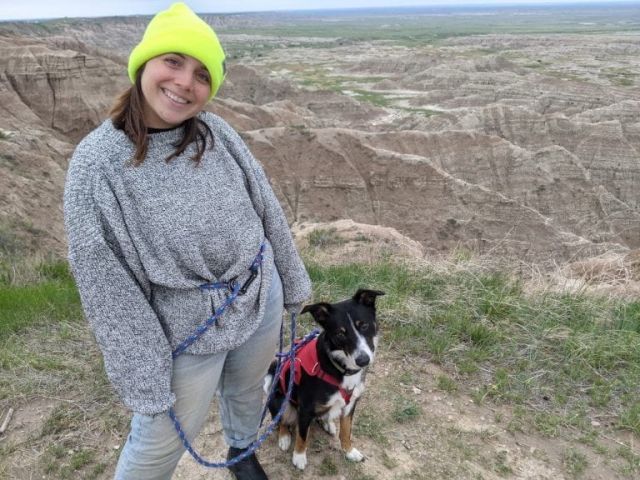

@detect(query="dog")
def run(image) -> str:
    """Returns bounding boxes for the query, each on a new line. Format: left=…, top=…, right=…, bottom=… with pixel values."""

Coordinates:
left=263, top=289, right=384, bottom=470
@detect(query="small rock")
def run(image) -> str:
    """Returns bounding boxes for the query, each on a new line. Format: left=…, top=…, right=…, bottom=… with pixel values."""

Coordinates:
left=591, top=420, right=601, bottom=427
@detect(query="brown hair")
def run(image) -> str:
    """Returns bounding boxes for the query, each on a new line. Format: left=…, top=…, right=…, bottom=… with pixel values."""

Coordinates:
left=109, top=70, right=214, bottom=166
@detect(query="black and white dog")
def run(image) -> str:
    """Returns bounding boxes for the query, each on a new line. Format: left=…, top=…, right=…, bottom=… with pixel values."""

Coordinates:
left=264, top=289, right=384, bottom=470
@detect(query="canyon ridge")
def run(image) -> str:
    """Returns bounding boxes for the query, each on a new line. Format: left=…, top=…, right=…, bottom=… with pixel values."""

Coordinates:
left=0, top=5, right=639, bottom=268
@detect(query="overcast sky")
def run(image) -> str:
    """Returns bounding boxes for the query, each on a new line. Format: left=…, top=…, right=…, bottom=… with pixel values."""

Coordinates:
left=1, top=0, right=636, bottom=21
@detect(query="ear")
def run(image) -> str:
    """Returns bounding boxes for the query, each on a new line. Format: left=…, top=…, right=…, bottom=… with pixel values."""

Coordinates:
left=353, top=289, right=385, bottom=307
left=301, top=302, right=333, bottom=328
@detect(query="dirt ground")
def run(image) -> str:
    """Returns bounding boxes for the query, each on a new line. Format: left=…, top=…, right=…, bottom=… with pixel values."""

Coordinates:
left=168, top=223, right=638, bottom=480
left=170, top=350, right=634, bottom=480
left=3, top=349, right=635, bottom=480
left=3, top=221, right=639, bottom=479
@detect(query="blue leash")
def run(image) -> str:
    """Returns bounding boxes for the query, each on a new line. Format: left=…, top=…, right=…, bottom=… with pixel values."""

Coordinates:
left=168, top=314, right=319, bottom=468
left=167, top=242, right=318, bottom=468
left=171, top=243, right=266, bottom=359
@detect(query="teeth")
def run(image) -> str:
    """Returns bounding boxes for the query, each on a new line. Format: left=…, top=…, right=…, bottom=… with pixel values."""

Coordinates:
left=163, top=89, right=188, bottom=104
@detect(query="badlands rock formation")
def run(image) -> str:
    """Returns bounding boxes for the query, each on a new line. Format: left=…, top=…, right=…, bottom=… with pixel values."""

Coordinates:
left=0, top=13, right=638, bottom=266
left=0, top=31, right=129, bottom=254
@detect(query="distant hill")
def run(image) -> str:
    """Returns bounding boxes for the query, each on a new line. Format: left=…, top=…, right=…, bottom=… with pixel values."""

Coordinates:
left=0, top=8, right=638, bottom=266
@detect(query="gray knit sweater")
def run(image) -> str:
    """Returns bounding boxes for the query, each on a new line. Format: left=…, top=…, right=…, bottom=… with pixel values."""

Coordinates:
left=64, top=112, right=311, bottom=415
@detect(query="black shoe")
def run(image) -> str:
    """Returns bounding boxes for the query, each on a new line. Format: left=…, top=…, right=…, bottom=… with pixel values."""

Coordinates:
left=227, top=447, right=269, bottom=480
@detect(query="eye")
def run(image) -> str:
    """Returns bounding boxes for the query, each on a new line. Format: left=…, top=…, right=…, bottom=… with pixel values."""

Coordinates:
left=163, top=55, right=181, bottom=67
left=335, top=328, right=347, bottom=340
left=355, top=320, right=369, bottom=332
left=196, top=70, right=211, bottom=84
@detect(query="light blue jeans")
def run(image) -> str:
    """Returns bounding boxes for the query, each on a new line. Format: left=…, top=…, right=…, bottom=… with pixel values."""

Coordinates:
left=114, top=269, right=284, bottom=480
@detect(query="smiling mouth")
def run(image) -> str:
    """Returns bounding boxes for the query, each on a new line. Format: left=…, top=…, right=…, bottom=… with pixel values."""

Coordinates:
left=162, top=88, right=190, bottom=105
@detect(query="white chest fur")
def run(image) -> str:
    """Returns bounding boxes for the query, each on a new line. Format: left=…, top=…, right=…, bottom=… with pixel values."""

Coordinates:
left=320, top=370, right=367, bottom=421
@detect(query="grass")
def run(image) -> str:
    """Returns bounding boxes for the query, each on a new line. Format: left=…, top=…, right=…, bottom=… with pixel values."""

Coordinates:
left=564, top=448, right=589, bottom=477
left=308, top=227, right=347, bottom=249
left=219, top=6, right=640, bottom=46
left=494, top=450, right=513, bottom=475
left=296, top=69, right=393, bottom=108
left=349, top=89, right=393, bottom=108
left=391, top=396, right=422, bottom=423
left=318, top=456, right=339, bottom=476
left=618, top=446, right=640, bottom=475
left=2, top=252, right=640, bottom=477
left=294, top=70, right=441, bottom=114
left=0, top=258, right=82, bottom=338
left=436, top=374, right=458, bottom=393
left=353, top=411, right=388, bottom=446
left=0, top=255, right=126, bottom=478
left=304, top=257, right=640, bottom=440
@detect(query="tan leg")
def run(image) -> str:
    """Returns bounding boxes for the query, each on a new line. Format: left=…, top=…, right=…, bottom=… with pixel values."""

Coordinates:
left=339, top=414, right=353, bottom=452
left=294, top=428, right=309, bottom=454
left=340, top=414, right=365, bottom=462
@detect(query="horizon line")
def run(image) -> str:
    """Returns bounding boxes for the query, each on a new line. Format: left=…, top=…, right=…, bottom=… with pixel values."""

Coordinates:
left=1, top=0, right=637, bottom=23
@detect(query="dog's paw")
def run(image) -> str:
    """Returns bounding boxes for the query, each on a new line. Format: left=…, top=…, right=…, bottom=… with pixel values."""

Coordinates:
left=346, top=448, right=364, bottom=462
left=292, top=451, right=308, bottom=470
left=320, top=419, right=337, bottom=436
left=278, top=433, right=291, bottom=451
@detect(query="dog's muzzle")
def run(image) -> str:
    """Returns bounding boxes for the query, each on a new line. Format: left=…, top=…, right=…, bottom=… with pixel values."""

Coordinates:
left=355, top=353, right=370, bottom=368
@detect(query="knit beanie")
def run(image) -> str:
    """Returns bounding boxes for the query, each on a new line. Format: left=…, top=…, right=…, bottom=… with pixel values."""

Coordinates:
left=128, top=2, right=226, bottom=100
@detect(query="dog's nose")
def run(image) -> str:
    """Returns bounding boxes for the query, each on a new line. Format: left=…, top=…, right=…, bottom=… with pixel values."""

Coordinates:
left=355, top=353, right=370, bottom=367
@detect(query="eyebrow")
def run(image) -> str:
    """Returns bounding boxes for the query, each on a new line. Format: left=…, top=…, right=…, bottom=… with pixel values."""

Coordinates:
left=166, top=52, right=209, bottom=72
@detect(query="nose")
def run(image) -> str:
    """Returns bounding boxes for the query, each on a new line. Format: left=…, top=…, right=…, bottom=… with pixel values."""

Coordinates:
left=174, top=69, right=195, bottom=90
left=355, top=353, right=370, bottom=368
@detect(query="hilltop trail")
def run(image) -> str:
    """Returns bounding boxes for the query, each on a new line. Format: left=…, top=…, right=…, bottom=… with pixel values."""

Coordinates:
left=170, top=221, right=636, bottom=480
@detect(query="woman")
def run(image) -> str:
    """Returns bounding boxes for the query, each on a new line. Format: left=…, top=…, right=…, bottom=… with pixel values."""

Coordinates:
left=63, top=3, right=311, bottom=479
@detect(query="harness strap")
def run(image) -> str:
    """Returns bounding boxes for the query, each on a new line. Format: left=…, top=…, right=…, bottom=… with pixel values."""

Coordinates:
left=279, top=337, right=353, bottom=404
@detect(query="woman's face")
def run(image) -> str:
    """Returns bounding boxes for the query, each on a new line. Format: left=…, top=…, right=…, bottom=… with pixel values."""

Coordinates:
left=140, top=53, right=211, bottom=129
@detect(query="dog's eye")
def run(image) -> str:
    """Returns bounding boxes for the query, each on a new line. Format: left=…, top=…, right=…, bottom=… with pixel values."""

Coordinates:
left=335, top=329, right=347, bottom=339
left=355, top=321, right=369, bottom=332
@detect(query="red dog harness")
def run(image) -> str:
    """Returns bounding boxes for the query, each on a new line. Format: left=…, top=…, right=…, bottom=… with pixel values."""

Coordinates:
left=279, top=337, right=352, bottom=403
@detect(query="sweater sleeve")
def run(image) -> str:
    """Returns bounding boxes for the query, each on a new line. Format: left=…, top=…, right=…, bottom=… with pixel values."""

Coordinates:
left=64, top=148, right=175, bottom=415
left=214, top=116, right=312, bottom=307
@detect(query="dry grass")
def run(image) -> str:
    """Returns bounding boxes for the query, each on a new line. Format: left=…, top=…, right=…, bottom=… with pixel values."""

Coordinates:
left=2, top=235, right=640, bottom=478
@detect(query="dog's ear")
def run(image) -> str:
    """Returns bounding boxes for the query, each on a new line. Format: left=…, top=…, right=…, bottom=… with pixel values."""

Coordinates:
left=353, top=289, right=385, bottom=307
left=301, top=302, right=333, bottom=328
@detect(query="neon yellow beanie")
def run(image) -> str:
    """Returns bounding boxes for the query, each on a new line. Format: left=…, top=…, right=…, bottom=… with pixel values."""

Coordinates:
left=128, top=2, right=226, bottom=100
